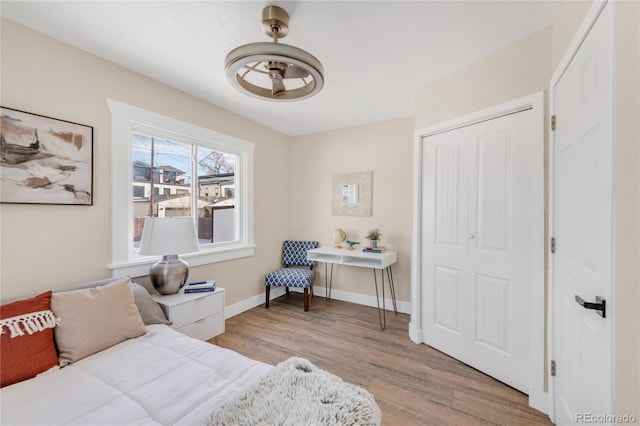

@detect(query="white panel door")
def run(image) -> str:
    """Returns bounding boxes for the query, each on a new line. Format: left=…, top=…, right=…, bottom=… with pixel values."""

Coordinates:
left=551, top=2, right=613, bottom=424
left=421, top=109, right=535, bottom=394
left=421, top=127, right=470, bottom=362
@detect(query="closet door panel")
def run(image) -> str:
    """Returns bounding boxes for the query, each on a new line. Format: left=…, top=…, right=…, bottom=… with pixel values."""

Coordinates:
left=475, top=131, right=512, bottom=253
left=467, top=111, right=533, bottom=394
left=421, top=127, right=470, bottom=360
left=434, top=143, right=463, bottom=247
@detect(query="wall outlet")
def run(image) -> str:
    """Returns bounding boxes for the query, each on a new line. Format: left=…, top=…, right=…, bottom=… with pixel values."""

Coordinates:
left=398, top=279, right=407, bottom=290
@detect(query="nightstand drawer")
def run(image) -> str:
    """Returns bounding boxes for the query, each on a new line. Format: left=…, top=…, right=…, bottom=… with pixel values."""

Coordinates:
left=152, top=287, right=225, bottom=342
left=170, top=293, right=223, bottom=328
left=176, top=312, right=224, bottom=341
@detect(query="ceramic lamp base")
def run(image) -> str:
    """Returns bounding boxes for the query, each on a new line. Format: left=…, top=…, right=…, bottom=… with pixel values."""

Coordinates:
left=149, top=255, right=189, bottom=295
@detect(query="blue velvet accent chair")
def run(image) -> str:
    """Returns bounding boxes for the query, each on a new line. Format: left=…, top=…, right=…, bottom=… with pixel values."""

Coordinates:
left=265, top=240, right=318, bottom=311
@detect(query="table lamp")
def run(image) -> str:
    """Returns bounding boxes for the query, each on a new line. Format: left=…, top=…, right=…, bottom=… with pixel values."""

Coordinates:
left=138, top=217, right=199, bottom=295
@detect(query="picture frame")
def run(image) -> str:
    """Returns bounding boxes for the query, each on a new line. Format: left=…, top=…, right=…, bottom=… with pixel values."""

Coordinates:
left=331, top=171, right=373, bottom=216
left=1, top=107, right=93, bottom=205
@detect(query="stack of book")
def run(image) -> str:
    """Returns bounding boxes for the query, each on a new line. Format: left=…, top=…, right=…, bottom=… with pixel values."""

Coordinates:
left=362, top=246, right=386, bottom=253
left=183, top=280, right=216, bottom=294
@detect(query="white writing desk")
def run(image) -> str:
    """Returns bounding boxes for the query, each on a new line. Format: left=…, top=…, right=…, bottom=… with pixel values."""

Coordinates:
left=307, top=247, right=398, bottom=329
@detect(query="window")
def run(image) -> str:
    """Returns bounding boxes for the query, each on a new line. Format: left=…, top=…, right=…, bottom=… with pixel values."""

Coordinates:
left=107, top=100, right=255, bottom=277
left=133, top=186, right=145, bottom=198
left=131, top=133, right=238, bottom=247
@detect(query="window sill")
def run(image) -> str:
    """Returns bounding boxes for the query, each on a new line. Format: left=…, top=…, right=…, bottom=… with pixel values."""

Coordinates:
left=107, top=244, right=256, bottom=278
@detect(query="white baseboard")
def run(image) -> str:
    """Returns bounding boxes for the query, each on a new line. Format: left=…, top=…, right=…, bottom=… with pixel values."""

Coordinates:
left=225, top=286, right=286, bottom=319
left=301, top=286, right=411, bottom=315
left=409, top=322, right=422, bottom=343
left=528, top=389, right=549, bottom=416
left=225, top=285, right=409, bottom=320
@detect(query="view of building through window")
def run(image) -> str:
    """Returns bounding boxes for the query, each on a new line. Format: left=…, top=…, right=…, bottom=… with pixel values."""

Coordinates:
left=132, top=132, right=236, bottom=248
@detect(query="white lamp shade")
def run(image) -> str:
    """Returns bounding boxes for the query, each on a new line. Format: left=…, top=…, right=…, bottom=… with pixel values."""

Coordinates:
left=138, top=217, right=199, bottom=256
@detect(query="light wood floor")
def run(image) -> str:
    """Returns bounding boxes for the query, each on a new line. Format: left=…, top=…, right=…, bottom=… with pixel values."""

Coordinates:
left=214, top=293, right=552, bottom=425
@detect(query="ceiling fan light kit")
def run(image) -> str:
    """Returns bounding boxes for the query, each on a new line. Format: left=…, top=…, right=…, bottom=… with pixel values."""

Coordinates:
left=225, top=6, right=324, bottom=101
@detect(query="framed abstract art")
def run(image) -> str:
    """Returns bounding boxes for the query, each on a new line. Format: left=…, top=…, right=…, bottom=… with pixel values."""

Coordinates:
left=0, top=107, right=93, bottom=205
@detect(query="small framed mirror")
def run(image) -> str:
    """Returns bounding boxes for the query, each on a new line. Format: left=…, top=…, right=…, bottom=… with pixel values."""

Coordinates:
left=332, top=171, right=372, bottom=216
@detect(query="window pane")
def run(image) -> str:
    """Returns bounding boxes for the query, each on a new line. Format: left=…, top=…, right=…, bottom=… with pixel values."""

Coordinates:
left=197, top=146, right=237, bottom=244
left=132, top=133, right=192, bottom=248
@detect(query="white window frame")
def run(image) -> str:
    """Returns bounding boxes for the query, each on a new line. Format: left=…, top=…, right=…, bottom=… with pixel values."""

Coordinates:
left=106, top=99, right=255, bottom=278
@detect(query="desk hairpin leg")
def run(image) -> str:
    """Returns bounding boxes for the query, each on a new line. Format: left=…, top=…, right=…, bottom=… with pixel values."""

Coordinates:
left=373, top=268, right=386, bottom=330
left=386, top=266, right=398, bottom=314
left=324, top=262, right=334, bottom=300
left=374, top=266, right=399, bottom=330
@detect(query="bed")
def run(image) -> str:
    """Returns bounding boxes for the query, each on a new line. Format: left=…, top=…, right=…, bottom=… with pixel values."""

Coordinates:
left=0, top=278, right=381, bottom=425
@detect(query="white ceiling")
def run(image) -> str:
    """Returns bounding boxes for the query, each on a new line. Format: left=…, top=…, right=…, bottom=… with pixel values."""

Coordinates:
left=1, top=1, right=561, bottom=136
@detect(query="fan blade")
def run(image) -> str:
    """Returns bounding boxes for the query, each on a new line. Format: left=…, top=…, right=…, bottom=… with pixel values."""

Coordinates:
left=283, top=65, right=310, bottom=79
left=271, top=76, right=286, bottom=96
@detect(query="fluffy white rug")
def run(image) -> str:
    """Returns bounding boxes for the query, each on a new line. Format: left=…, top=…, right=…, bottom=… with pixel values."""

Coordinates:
left=206, top=357, right=381, bottom=425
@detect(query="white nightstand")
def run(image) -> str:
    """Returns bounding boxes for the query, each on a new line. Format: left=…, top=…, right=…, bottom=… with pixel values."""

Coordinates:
left=152, top=287, right=225, bottom=343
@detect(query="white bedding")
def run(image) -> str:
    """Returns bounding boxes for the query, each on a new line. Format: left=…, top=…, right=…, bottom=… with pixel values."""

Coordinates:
left=1, top=325, right=272, bottom=425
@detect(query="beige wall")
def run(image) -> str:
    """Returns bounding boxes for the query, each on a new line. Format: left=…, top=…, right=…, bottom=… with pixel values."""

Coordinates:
left=414, top=26, right=552, bottom=129
left=0, top=19, right=293, bottom=306
left=611, top=1, right=640, bottom=418
left=551, top=1, right=592, bottom=70
left=291, top=117, right=414, bottom=303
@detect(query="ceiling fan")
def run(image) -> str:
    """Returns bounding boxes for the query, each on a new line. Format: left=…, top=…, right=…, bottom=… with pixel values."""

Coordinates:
left=225, top=6, right=325, bottom=101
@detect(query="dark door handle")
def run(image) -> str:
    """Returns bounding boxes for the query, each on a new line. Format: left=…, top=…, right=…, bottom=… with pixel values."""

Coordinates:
left=575, top=295, right=606, bottom=318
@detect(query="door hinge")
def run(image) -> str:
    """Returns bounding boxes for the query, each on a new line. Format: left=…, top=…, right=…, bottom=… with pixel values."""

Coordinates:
left=551, top=237, right=556, bottom=253
left=551, top=115, right=556, bottom=131
left=551, top=360, right=557, bottom=377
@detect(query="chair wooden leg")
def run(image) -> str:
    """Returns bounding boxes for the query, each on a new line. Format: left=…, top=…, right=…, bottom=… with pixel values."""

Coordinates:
left=304, top=288, right=309, bottom=311
left=285, top=287, right=290, bottom=296
left=265, top=285, right=270, bottom=309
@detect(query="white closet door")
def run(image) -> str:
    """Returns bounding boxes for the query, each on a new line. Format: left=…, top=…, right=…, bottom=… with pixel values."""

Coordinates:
left=421, top=109, right=535, bottom=393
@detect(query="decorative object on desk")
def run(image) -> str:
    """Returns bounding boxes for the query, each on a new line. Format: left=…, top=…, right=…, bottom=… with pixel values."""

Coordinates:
left=184, top=280, right=216, bottom=294
left=365, top=228, right=381, bottom=248
left=332, top=228, right=346, bottom=249
left=346, top=240, right=359, bottom=250
left=0, top=106, right=93, bottom=205
left=363, top=246, right=386, bottom=253
left=139, top=217, right=199, bottom=295
left=331, top=171, right=373, bottom=217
